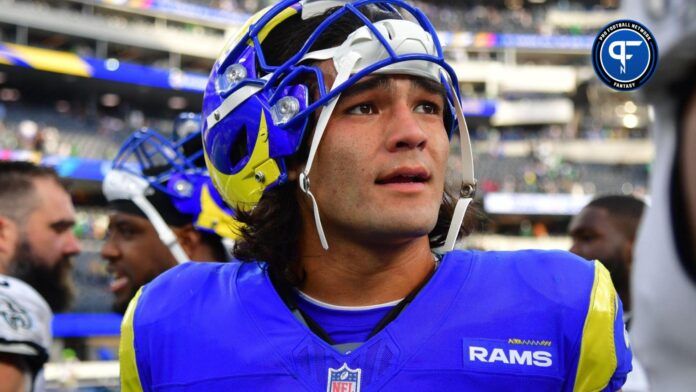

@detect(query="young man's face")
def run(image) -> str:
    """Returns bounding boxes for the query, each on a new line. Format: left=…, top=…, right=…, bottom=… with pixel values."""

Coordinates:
left=569, top=206, right=628, bottom=266
left=101, top=212, right=178, bottom=313
left=305, top=72, right=450, bottom=246
left=568, top=206, right=631, bottom=303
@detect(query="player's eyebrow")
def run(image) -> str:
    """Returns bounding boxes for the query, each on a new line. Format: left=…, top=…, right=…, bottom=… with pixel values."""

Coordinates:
left=411, top=77, right=447, bottom=98
left=569, top=227, right=594, bottom=237
left=108, top=215, right=140, bottom=227
left=338, top=75, right=393, bottom=101
left=338, top=75, right=447, bottom=102
left=50, top=219, right=76, bottom=232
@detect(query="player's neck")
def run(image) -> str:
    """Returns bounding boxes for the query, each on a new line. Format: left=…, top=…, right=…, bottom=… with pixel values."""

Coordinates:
left=0, top=256, right=9, bottom=275
left=296, top=236, right=436, bottom=307
left=186, top=243, right=219, bottom=263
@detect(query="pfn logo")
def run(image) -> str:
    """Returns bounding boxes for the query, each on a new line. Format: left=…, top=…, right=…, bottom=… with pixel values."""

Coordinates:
left=592, top=20, right=658, bottom=91
left=608, top=40, right=643, bottom=74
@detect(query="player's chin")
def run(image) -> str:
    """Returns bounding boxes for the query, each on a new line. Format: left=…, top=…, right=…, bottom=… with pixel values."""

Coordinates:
left=112, top=285, right=137, bottom=314
left=382, top=197, right=441, bottom=221
left=372, top=210, right=439, bottom=238
left=112, top=297, right=130, bottom=314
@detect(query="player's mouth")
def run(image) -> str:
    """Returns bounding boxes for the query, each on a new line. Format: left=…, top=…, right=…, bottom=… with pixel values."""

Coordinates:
left=375, top=166, right=430, bottom=191
left=109, top=271, right=130, bottom=294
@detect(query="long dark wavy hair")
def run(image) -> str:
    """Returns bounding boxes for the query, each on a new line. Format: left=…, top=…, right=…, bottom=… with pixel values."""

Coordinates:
left=233, top=4, right=477, bottom=284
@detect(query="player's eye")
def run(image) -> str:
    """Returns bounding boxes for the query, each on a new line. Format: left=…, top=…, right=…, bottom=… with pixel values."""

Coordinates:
left=347, top=103, right=376, bottom=115
left=116, top=224, right=136, bottom=239
left=414, top=101, right=441, bottom=115
left=580, top=234, right=596, bottom=242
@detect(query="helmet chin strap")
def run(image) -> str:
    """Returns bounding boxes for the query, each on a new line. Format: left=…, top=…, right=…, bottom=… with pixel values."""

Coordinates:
left=103, top=170, right=190, bottom=264
left=131, top=195, right=191, bottom=265
left=438, top=75, right=475, bottom=252
left=299, top=51, right=362, bottom=250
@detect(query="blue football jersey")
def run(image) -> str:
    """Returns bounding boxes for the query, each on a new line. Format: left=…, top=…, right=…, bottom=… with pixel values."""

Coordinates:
left=120, top=250, right=631, bottom=391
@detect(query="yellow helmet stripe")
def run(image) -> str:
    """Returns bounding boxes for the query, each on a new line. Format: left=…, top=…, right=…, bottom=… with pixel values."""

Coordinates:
left=206, top=111, right=281, bottom=210
left=256, top=6, right=299, bottom=44
left=196, top=183, right=243, bottom=239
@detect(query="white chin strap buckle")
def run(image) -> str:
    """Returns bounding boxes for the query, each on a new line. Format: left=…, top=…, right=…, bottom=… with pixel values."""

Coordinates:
left=435, top=183, right=476, bottom=254
left=299, top=172, right=310, bottom=193
left=299, top=171, right=330, bottom=250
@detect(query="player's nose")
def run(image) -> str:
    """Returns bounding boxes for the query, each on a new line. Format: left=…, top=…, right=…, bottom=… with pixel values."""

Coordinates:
left=385, top=105, right=428, bottom=152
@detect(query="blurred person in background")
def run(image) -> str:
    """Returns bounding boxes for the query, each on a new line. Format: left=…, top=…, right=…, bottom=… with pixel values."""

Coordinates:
left=625, top=0, right=696, bottom=389
left=569, top=195, right=649, bottom=391
left=120, top=2, right=631, bottom=390
left=569, top=195, right=646, bottom=322
left=18, top=120, right=39, bottom=152
left=0, top=161, right=80, bottom=391
left=101, top=115, right=239, bottom=314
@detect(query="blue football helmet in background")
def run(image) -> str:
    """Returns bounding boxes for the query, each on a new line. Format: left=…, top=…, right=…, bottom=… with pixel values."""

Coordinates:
left=104, top=113, right=240, bottom=263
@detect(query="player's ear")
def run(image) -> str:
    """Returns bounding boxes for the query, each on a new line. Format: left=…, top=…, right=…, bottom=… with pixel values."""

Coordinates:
left=0, top=216, right=18, bottom=265
left=286, top=154, right=306, bottom=182
left=622, top=239, right=634, bottom=268
left=171, top=224, right=201, bottom=259
left=287, top=165, right=301, bottom=181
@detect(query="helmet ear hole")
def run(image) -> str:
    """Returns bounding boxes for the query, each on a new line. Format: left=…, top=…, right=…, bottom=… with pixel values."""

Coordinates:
left=228, top=124, right=249, bottom=170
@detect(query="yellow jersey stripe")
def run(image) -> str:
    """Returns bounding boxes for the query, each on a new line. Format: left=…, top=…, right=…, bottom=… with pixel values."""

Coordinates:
left=120, top=288, right=144, bottom=392
left=573, top=261, right=618, bottom=391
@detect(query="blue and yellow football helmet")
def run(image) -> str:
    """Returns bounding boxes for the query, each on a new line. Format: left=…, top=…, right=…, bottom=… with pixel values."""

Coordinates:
left=201, top=0, right=475, bottom=250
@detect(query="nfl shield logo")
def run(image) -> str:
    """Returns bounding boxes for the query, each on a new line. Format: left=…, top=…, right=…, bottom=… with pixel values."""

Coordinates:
left=327, top=363, right=361, bottom=392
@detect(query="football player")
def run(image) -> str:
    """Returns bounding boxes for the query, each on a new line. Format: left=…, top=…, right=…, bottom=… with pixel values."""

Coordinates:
left=569, top=195, right=646, bottom=320
left=569, top=195, right=649, bottom=391
left=625, top=0, right=696, bottom=389
left=0, top=161, right=80, bottom=391
left=121, top=1, right=632, bottom=390
left=101, top=114, right=239, bottom=314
